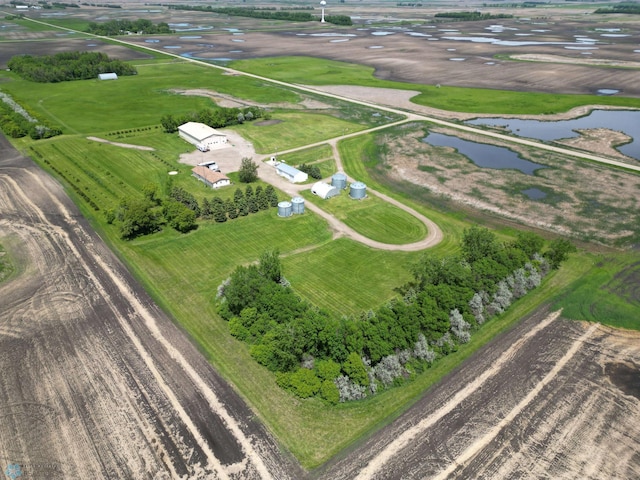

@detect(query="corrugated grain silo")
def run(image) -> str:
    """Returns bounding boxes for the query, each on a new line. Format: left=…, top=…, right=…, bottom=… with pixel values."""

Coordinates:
left=349, top=181, right=367, bottom=200
left=277, top=201, right=292, bottom=217
left=291, top=196, right=305, bottom=214
left=331, top=172, right=347, bottom=190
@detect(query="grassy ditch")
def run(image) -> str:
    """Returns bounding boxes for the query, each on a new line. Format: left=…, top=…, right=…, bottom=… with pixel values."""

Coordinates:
left=553, top=253, right=640, bottom=331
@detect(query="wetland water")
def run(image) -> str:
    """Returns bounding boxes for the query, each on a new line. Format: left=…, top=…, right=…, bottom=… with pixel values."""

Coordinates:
left=422, top=132, right=547, bottom=175
left=466, top=109, right=640, bottom=161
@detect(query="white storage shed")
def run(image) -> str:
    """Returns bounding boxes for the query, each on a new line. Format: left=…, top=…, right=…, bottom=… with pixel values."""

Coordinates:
left=276, top=163, right=308, bottom=184
left=178, top=122, right=227, bottom=150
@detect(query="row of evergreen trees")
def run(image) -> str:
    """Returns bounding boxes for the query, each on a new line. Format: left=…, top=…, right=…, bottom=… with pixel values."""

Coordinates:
left=202, top=185, right=279, bottom=223
left=7, top=51, right=137, bottom=83
left=217, top=228, right=575, bottom=403
left=110, top=182, right=279, bottom=240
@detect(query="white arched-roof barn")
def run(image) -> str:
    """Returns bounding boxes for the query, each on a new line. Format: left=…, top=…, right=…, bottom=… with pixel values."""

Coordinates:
left=311, top=181, right=340, bottom=199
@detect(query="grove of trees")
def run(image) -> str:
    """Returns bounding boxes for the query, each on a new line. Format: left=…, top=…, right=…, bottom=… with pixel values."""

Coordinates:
left=217, top=228, right=574, bottom=403
left=7, top=51, right=137, bottom=83
left=86, top=19, right=173, bottom=36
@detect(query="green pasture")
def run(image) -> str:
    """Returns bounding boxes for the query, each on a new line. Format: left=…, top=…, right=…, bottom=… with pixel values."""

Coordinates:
left=554, top=253, right=640, bottom=331
left=300, top=189, right=427, bottom=244
left=230, top=56, right=640, bottom=114
left=0, top=61, right=300, bottom=134
left=232, top=112, right=364, bottom=154
left=283, top=238, right=416, bottom=316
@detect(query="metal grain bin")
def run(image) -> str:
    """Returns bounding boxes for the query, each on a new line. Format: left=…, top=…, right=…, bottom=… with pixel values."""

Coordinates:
left=291, top=196, right=305, bottom=214
left=349, top=181, right=367, bottom=200
left=331, top=172, right=347, bottom=190
left=277, top=201, right=292, bottom=217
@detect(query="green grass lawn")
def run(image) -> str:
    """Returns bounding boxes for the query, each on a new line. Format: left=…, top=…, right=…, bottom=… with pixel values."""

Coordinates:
left=283, top=238, right=417, bottom=316
left=300, top=189, right=427, bottom=244
left=230, top=56, right=640, bottom=114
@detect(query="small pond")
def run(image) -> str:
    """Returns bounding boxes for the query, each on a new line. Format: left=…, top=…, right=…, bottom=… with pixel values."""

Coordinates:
left=422, top=132, right=547, bottom=175
left=466, top=109, right=640, bottom=161
left=521, top=187, right=547, bottom=200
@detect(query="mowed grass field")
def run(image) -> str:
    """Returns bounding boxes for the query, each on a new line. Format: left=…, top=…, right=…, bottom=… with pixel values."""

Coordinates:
left=4, top=45, right=639, bottom=470
left=230, top=56, right=640, bottom=114
left=0, top=61, right=301, bottom=134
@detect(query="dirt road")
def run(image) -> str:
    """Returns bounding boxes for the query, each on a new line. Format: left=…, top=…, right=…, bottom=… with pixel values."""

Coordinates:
left=0, top=134, right=302, bottom=479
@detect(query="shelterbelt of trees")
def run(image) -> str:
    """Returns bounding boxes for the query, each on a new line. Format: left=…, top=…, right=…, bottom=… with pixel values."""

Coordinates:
left=160, top=106, right=267, bottom=133
left=217, top=228, right=576, bottom=403
left=434, top=11, right=514, bottom=20
left=168, top=5, right=353, bottom=26
left=0, top=91, right=61, bottom=139
left=7, top=52, right=137, bottom=83
left=86, top=19, right=173, bottom=36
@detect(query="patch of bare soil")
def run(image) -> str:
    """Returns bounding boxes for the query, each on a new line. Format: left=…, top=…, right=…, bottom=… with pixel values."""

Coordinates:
left=171, top=88, right=334, bottom=110
left=320, top=310, right=640, bottom=479
left=511, top=53, right=640, bottom=69
left=380, top=123, right=640, bottom=245
left=86, top=136, right=154, bottom=151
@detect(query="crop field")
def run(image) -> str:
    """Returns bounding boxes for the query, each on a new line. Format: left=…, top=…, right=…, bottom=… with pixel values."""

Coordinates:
left=0, top=4, right=639, bottom=479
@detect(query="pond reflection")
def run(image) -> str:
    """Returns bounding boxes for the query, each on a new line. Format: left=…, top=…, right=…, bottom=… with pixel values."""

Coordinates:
left=422, top=132, right=547, bottom=175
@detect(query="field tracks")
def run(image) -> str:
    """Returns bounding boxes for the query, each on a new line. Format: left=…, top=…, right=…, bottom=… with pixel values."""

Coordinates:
left=431, top=321, right=599, bottom=480
left=354, top=310, right=564, bottom=480
left=3, top=165, right=275, bottom=478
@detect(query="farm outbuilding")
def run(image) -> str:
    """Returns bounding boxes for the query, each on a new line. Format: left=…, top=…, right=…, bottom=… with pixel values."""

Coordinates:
left=311, top=181, right=340, bottom=199
left=276, top=163, right=308, bottom=184
left=191, top=166, right=230, bottom=189
left=98, top=72, right=118, bottom=80
left=178, top=122, right=228, bottom=150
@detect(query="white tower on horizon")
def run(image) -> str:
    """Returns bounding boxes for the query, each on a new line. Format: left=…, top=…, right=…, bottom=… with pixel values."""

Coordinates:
left=320, top=0, right=326, bottom=23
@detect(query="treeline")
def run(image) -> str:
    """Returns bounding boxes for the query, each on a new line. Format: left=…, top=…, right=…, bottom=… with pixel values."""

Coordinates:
left=435, top=11, right=514, bottom=20
left=7, top=51, right=137, bottom=83
left=297, top=163, right=322, bottom=180
left=110, top=180, right=278, bottom=240
left=217, top=227, right=576, bottom=403
left=86, top=19, right=172, bottom=36
left=0, top=91, right=61, bottom=139
left=594, top=4, right=640, bottom=14
left=160, top=106, right=267, bottom=133
left=168, top=5, right=352, bottom=25
left=323, top=15, right=353, bottom=26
